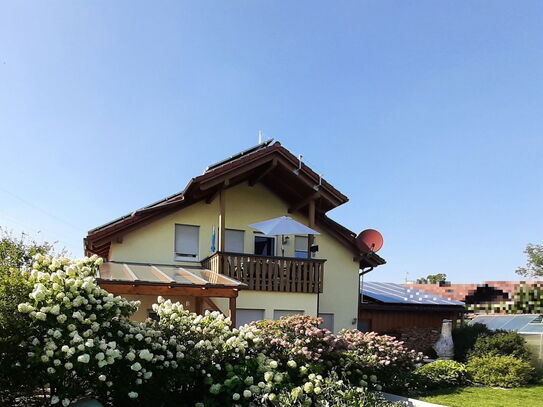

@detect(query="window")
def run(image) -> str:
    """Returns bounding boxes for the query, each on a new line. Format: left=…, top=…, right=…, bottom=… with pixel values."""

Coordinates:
left=236, top=309, right=265, bottom=328
left=273, top=309, right=304, bottom=320
left=318, top=313, right=334, bottom=332
left=174, top=224, right=199, bottom=261
left=254, top=234, right=275, bottom=256
left=225, top=229, right=244, bottom=253
left=295, top=236, right=309, bottom=258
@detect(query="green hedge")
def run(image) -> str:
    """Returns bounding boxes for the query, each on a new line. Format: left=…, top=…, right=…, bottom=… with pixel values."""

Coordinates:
left=468, top=331, right=532, bottom=361
left=414, top=360, right=470, bottom=390
left=467, top=355, right=534, bottom=388
left=451, top=323, right=492, bottom=362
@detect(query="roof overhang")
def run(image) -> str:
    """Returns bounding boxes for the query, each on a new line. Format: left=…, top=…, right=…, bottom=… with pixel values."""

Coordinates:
left=85, top=141, right=386, bottom=266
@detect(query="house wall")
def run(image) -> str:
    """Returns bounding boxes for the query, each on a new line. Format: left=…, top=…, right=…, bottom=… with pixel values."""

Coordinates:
left=212, top=291, right=318, bottom=321
left=108, top=182, right=360, bottom=332
left=358, top=308, right=460, bottom=333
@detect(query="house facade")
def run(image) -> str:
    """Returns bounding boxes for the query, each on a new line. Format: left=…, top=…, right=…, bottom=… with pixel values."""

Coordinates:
left=85, top=140, right=385, bottom=332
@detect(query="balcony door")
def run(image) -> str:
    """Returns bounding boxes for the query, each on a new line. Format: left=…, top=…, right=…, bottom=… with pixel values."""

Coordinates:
left=254, top=234, right=276, bottom=257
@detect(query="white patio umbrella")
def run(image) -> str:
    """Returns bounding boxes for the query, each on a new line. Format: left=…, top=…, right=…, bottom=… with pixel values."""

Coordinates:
left=248, top=216, right=319, bottom=256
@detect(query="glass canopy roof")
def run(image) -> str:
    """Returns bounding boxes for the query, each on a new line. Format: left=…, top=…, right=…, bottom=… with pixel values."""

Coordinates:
left=99, top=262, right=245, bottom=288
left=469, top=314, right=543, bottom=334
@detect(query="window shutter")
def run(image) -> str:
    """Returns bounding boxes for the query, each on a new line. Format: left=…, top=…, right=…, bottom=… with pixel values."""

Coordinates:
left=273, top=310, right=304, bottom=320
left=318, top=313, right=334, bottom=332
left=225, top=229, right=244, bottom=253
left=175, top=225, right=199, bottom=256
left=236, top=309, right=265, bottom=328
left=295, top=236, right=308, bottom=252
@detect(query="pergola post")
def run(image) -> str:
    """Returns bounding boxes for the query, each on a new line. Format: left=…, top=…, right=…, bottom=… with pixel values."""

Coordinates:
left=229, top=296, right=237, bottom=328
left=195, top=297, right=203, bottom=315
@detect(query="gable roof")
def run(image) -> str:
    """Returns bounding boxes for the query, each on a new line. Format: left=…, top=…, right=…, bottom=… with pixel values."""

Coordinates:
left=85, top=140, right=386, bottom=268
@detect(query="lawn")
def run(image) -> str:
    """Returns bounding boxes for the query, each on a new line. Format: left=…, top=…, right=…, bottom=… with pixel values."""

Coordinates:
left=418, top=384, right=543, bottom=407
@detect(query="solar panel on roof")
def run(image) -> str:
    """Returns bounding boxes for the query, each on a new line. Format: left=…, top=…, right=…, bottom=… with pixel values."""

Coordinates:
left=362, top=282, right=465, bottom=306
left=205, top=139, right=273, bottom=172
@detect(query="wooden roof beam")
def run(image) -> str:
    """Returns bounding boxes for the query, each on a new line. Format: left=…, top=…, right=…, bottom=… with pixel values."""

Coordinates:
left=98, top=282, right=240, bottom=298
left=199, top=158, right=272, bottom=190
left=249, top=159, right=277, bottom=186
left=205, top=183, right=225, bottom=204
left=288, top=192, right=321, bottom=214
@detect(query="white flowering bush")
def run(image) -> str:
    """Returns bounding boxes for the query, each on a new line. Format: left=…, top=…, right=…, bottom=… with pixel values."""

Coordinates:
left=2, top=255, right=407, bottom=406
left=15, top=255, right=145, bottom=405
left=264, top=371, right=401, bottom=407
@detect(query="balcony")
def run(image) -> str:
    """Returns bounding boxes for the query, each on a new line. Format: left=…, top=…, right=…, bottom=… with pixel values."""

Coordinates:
left=201, top=251, right=325, bottom=294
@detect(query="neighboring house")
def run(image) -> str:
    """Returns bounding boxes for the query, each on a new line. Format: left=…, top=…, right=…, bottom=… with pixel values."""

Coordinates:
left=404, top=281, right=542, bottom=305
left=85, top=140, right=385, bottom=332
left=359, top=282, right=465, bottom=333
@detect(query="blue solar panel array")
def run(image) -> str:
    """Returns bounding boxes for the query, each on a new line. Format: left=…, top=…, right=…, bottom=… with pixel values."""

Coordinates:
left=361, top=282, right=465, bottom=306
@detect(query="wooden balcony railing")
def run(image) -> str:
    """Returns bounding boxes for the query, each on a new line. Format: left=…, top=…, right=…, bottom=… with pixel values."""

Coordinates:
left=201, top=251, right=325, bottom=293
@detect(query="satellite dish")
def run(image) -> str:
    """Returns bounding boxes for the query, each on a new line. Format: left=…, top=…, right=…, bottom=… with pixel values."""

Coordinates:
left=356, top=229, right=384, bottom=253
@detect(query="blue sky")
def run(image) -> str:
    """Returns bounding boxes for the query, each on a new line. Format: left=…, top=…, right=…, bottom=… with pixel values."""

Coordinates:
left=1, top=1, right=542, bottom=283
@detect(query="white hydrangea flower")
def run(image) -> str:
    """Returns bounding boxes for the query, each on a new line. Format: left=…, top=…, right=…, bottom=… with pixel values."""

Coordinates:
left=77, top=354, right=90, bottom=364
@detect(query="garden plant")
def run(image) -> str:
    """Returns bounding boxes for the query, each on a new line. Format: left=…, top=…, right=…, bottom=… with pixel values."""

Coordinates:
left=0, top=254, right=419, bottom=406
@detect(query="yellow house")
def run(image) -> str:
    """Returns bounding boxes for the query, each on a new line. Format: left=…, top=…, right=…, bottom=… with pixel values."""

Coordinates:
left=85, top=140, right=385, bottom=332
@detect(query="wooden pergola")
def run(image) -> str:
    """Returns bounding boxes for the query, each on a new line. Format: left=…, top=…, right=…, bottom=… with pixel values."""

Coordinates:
left=97, top=262, right=246, bottom=326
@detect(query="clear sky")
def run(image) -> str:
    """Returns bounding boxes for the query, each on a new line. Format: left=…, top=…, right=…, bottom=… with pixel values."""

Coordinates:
left=1, top=1, right=542, bottom=283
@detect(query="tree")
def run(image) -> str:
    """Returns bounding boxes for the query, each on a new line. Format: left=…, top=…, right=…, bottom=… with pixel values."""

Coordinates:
left=0, top=228, right=60, bottom=404
left=415, top=273, right=447, bottom=284
left=516, top=243, right=543, bottom=278
left=0, top=228, right=56, bottom=276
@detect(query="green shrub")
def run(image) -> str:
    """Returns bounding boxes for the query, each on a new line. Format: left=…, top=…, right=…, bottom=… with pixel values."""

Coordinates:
left=469, top=331, right=532, bottom=361
left=414, top=360, right=469, bottom=389
left=467, top=355, right=534, bottom=388
left=0, top=268, right=39, bottom=405
left=452, top=323, right=492, bottom=362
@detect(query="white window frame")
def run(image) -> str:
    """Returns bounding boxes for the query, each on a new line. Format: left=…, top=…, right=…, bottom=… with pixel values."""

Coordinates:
left=174, top=224, right=200, bottom=262
left=253, top=232, right=277, bottom=257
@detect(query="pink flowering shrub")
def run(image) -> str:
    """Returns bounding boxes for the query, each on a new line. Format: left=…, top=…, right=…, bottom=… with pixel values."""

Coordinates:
left=251, top=315, right=350, bottom=366
left=250, top=316, right=423, bottom=392
left=339, top=330, right=424, bottom=390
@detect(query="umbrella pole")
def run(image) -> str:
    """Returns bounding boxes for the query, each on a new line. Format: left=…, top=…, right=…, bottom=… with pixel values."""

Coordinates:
left=281, top=234, right=285, bottom=257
